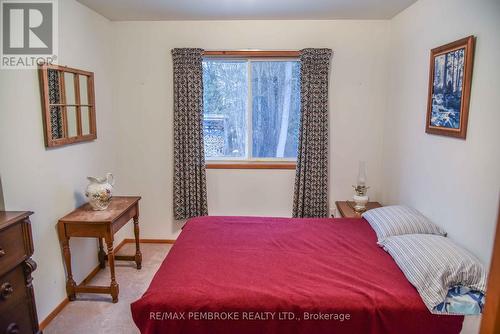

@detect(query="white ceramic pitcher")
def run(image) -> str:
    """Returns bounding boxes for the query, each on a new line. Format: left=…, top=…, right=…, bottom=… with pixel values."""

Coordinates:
left=85, top=173, right=114, bottom=210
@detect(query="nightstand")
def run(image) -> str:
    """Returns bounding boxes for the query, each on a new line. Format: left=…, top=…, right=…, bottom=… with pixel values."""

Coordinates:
left=335, top=201, right=382, bottom=218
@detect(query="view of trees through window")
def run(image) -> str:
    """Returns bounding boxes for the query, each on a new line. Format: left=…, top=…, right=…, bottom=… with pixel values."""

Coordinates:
left=202, top=59, right=300, bottom=160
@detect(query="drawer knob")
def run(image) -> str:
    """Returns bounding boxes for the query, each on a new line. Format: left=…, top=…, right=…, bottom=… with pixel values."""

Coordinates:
left=0, top=282, right=14, bottom=299
left=0, top=248, right=5, bottom=257
left=6, top=323, right=19, bottom=334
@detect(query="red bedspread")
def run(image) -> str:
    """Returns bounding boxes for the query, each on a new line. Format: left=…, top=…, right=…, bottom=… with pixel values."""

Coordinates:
left=131, top=216, right=463, bottom=334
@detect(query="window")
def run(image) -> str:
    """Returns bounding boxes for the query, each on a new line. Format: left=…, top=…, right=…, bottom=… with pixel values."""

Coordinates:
left=202, top=56, right=301, bottom=167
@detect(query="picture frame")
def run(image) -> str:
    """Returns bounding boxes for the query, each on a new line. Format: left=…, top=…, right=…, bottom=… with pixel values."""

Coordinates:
left=38, top=64, right=97, bottom=148
left=425, top=36, right=475, bottom=139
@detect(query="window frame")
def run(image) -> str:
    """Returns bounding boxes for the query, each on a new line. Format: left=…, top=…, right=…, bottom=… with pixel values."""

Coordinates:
left=38, top=64, right=97, bottom=148
left=202, top=50, right=300, bottom=170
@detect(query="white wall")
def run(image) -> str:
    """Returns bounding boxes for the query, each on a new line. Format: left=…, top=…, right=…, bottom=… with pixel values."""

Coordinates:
left=207, top=170, right=296, bottom=217
left=111, top=20, right=390, bottom=238
left=0, top=0, right=131, bottom=321
left=383, top=0, right=500, bottom=265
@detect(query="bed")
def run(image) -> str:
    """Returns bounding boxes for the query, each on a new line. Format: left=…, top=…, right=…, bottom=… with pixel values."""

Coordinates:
left=131, top=216, right=466, bottom=334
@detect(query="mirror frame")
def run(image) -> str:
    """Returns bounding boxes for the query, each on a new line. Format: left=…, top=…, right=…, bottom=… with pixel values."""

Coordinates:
left=38, top=64, right=97, bottom=148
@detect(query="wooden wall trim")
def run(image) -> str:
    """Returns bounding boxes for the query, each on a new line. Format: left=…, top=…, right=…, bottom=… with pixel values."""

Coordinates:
left=480, top=203, right=500, bottom=334
left=124, top=238, right=176, bottom=244
left=206, top=162, right=296, bottom=170
left=203, top=50, right=300, bottom=58
left=39, top=238, right=175, bottom=330
left=39, top=298, right=69, bottom=331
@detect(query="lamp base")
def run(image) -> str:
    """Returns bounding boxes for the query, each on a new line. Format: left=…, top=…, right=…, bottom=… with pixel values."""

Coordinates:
left=353, top=194, right=369, bottom=213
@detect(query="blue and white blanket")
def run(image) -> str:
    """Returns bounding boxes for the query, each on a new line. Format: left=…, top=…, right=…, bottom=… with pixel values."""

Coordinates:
left=434, top=286, right=485, bottom=315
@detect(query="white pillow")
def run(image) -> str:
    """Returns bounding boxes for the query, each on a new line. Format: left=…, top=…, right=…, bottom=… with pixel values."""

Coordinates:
left=361, top=205, right=446, bottom=242
left=379, top=234, right=487, bottom=314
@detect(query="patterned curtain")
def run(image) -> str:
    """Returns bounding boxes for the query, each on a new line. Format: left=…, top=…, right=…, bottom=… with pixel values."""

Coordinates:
left=48, top=69, right=63, bottom=139
left=292, top=48, right=332, bottom=218
left=172, top=48, right=208, bottom=220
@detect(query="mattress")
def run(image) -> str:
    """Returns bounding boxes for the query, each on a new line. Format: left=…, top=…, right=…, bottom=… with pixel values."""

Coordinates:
left=131, top=216, right=464, bottom=334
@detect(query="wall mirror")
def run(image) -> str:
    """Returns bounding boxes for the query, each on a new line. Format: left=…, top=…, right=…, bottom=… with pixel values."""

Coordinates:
left=38, top=64, right=96, bottom=148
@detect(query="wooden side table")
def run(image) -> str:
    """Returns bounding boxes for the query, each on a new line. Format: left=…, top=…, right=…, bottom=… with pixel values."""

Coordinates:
left=335, top=201, right=382, bottom=218
left=58, top=196, right=141, bottom=303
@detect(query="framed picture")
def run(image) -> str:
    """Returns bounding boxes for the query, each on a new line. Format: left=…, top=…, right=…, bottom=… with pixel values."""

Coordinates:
left=426, top=36, right=475, bottom=139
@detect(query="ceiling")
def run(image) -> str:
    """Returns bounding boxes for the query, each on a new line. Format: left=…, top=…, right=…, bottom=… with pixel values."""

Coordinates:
left=76, top=0, right=418, bottom=21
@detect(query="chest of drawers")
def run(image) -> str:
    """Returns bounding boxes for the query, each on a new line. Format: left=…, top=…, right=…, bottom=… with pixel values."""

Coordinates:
left=0, top=212, right=40, bottom=334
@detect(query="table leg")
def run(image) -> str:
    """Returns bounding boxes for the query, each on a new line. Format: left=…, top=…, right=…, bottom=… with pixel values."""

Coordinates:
left=61, top=236, right=76, bottom=301
left=105, top=238, right=119, bottom=303
left=133, top=216, right=142, bottom=270
left=98, top=238, right=106, bottom=269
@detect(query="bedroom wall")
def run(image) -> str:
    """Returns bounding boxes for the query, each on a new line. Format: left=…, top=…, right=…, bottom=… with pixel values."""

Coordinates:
left=111, top=20, right=390, bottom=238
left=0, top=0, right=129, bottom=321
left=383, top=0, right=500, bottom=265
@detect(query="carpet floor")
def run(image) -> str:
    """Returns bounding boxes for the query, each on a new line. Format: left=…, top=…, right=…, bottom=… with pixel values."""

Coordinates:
left=44, top=243, right=172, bottom=334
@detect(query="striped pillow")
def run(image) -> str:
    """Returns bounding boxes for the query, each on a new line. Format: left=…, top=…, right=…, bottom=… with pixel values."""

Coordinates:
left=361, top=205, right=446, bottom=242
left=379, top=234, right=487, bottom=314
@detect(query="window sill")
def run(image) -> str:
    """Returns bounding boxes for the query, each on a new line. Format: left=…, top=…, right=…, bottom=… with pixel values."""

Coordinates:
left=206, top=162, right=296, bottom=170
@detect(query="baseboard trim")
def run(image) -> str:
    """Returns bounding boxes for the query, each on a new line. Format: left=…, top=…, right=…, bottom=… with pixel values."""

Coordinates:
left=125, top=238, right=176, bottom=244
left=39, top=297, right=69, bottom=330
left=39, top=238, right=174, bottom=330
left=80, top=238, right=128, bottom=286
